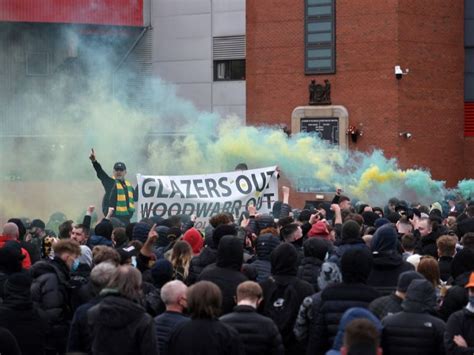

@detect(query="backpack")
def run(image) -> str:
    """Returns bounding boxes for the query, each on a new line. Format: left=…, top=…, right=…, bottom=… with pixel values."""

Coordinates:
left=263, top=276, right=301, bottom=344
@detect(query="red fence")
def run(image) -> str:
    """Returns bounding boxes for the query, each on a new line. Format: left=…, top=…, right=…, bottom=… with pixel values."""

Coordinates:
left=0, top=0, right=144, bottom=26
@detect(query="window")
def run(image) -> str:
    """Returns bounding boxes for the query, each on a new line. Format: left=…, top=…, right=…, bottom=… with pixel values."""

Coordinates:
left=305, top=0, right=335, bottom=74
left=26, top=52, right=49, bottom=76
left=214, top=59, right=245, bottom=81
left=213, top=36, right=245, bottom=81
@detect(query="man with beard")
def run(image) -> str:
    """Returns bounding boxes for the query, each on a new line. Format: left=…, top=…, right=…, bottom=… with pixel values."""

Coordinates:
left=89, top=149, right=135, bottom=224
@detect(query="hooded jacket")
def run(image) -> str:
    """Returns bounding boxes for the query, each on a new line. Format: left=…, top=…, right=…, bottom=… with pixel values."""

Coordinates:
left=187, top=246, right=218, bottom=285
left=444, top=307, right=474, bottom=355
left=259, top=243, right=314, bottom=353
left=326, top=307, right=382, bottom=355
left=297, top=238, right=329, bottom=291
left=87, top=293, right=158, bottom=355
left=367, top=225, right=414, bottom=295
left=382, top=279, right=446, bottom=355
left=251, top=233, right=280, bottom=282
left=198, top=236, right=248, bottom=315
left=0, top=272, right=47, bottom=355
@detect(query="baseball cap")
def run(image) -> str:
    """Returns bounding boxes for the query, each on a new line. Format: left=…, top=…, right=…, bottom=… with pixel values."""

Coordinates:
left=465, top=272, right=474, bottom=289
left=113, top=162, right=126, bottom=171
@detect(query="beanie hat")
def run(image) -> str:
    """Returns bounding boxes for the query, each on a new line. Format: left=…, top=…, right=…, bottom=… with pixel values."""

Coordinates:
left=132, top=222, right=151, bottom=243
left=167, top=227, right=182, bottom=241
left=30, top=219, right=45, bottom=229
left=308, top=221, right=330, bottom=239
left=150, top=259, right=173, bottom=288
left=182, top=228, right=204, bottom=254
left=397, top=271, right=425, bottom=293
left=341, top=220, right=361, bottom=243
left=95, top=220, right=113, bottom=240
left=212, top=224, right=237, bottom=248
left=341, top=248, right=373, bottom=283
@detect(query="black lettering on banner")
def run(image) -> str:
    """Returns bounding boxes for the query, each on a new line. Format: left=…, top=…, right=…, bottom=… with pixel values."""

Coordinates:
left=210, top=202, right=221, bottom=216
left=218, top=177, right=232, bottom=197
left=251, top=172, right=267, bottom=192
left=263, top=193, right=275, bottom=209
left=153, top=202, right=167, bottom=217
left=246, top=197, right=263, bottom=209
left=222, top=201, right=233, bottom=213
left=142, top=178, right=157, bottom=198
left=182, top=203, right=196, bottom=215
left=169, top=180, right=185, bottom=198
left=196, top=203, right=213, bottom=218
left=156, top=179, right=169, bottom=198
left=236, top=175, right=252, bottom=194
left=167, top=203, right=182, bottom=216
left=265, top=170, right=275, bottom=188
left=205, top=178, right=220, bottom=198
left=193, top=179, right=208, bottom=198
left=181, top=180, right=197, bottom=199
left=231, top=200, right=242, bottom=217
left=140, top=202, right=153, bottom=218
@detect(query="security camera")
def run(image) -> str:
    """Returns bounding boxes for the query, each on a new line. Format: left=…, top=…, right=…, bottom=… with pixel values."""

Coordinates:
left=395, top=65, right=409, bottom=80
left=399, top=132, right=412, bottom=139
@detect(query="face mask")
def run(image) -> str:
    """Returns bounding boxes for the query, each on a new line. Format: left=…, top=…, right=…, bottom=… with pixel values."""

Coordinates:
left=469, top=296, right=474, bottom=307
left=71, top=259, right=80, bottom=272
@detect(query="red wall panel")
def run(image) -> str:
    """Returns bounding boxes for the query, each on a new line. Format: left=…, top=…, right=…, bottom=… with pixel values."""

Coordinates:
left=0, top=0, right=143, bottom=27
left=466, top=102, right=474, bottom=137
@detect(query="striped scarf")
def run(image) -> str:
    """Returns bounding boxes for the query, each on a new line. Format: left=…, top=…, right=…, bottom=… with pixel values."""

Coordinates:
left=115, top=180, right=135, bottom=216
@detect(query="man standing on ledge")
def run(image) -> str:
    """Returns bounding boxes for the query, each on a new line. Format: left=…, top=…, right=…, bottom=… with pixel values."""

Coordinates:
left=89, top=149, right=135, bottom=225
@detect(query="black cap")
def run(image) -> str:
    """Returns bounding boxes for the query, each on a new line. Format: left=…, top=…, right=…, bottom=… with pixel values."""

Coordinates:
left=397, top=271, right=425, bottom=293
left=113, top=162, right=126, bottom=171
left=30, top=219, right=45, bottom=229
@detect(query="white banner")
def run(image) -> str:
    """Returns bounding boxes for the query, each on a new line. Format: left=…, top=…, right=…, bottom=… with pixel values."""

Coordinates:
left=137, top=166, right=279, bottom=229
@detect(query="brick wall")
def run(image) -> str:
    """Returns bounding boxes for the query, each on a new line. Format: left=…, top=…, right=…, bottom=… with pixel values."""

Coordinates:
left=247, top=0, right=466, bottom=194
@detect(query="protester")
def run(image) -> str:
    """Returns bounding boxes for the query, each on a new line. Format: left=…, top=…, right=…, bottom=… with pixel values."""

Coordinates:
left=260, top=243, right=314, bottom=353
left=198, top=235, right=248, bottom=314
left=444, top=272, right=474, bottom=354
left=170, top=240, right=193, bottom=282
left=436, top=235, right=457, bottom=282
left=307, top=248, right=379, bottom=354
left=382, top=279, right=446, bottom=355
left=0, top=222, right=32, bottom=269
left=154, top=280, right=189, bottom=355
left=297, top=238, right=329, bottom=291
left=220, top=281, right=284, bottom=355
left=87, top=265, right=158, bottom=354
left=30, top=239, right=81, bottom=355
left=369, top=271, right=425, bottom=320
left=168, top=281, right=243, bottom=355
left=250, top=232, right=281, bottom=282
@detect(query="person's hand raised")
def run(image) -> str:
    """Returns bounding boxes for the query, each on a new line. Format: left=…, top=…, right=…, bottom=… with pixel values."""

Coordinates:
left=89, top=148, right=96, bottom=162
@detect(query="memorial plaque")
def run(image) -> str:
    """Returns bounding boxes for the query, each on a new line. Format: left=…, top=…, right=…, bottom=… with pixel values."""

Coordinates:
left=300, top=117, right=339, bottom=145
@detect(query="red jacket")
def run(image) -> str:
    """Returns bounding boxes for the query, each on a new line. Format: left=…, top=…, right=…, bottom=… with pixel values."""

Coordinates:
left=0, top=235, right=32, bottom=269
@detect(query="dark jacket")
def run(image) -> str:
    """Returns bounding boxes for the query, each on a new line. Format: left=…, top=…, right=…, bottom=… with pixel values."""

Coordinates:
left=382, top=279, right=446, bottom=355
left=187, top=246, right=217, bottom=285
left=309, top=282, right=380, bottom=354
left=368, top=293, right=403, bottom=320
left=0, top=273, right=47, bottom=355
left=0, top=327, right=21, bottom=355
left=87, top=293, right=158, bottom=355
left=252, top=233, right=280, bottom=283
left=297, top=256, right=323, bottom=292
left=220, top=305, right=284, bottom=355
left=415, top=229, right=443, bottom=258
left=260, top=243, right=314, bottom=354
left=30, top=257, right=73, bottom=352
left=92, top=161, right=116, bottom=215
left=168, top=318, right=243, bottom=355
left=441, top=272, right=471, bottom=321
left=154, top=311, right=189, bottom=355
left=198, top=236, right=248, bottom=315
left=67, top=297, right=101, bottom=354
left=444, top=307, right=474, bottom=355
left=368, top=225, right=415, bottom=295
left=439, top=256, right=454, bottom=282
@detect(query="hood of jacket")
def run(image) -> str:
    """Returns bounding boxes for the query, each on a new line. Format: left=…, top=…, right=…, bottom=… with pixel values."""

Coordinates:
left=255, top=233, right=280, bottom=260
left=92, top=294, right=147, bottom=328
left=402, top=279, right=436, bottom=313
left=271, top=243, right=298, bottom=276
left=451, top=248, right=474, bottom=280
left=216, top=235, right=243, bottom=270
left=88, top=234, right=114, bottom=248
left=303, top=237, right=329, bottom=260
left=30, top=257, right=70, bottom=284
left=371, top=225, right=398, bottom=253
left=331, top=307, right=382, bottom=351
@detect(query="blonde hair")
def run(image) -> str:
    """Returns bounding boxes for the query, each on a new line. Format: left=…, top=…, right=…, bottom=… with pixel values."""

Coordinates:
left=170, top=240, right=193, bottom=280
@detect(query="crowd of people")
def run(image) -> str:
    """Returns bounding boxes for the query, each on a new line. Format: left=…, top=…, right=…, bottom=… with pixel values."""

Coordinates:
left=0, top=157, right=473, bottom=355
